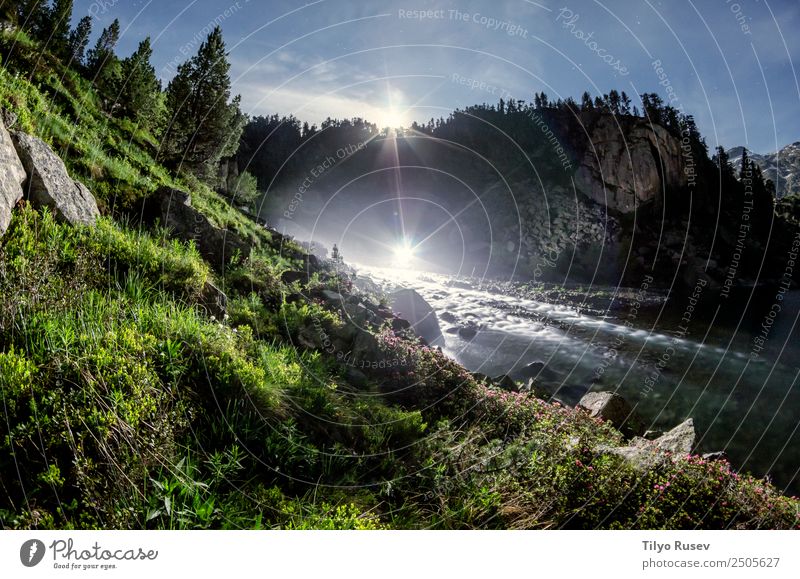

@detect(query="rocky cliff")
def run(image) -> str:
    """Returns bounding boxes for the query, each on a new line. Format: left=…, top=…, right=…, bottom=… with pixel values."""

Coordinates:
left=575, top=114, right=688, bottom=214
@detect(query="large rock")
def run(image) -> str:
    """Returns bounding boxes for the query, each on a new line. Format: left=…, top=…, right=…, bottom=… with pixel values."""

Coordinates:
left=11, top=131, right=99, bottom=225
left=651, top=418, right=696, bottom=454
left=604, top=418, right=699, bottom=471
left=0, top=116, right=25, bottom=235
left=577, top=391, right=644, bottom=437
left=576, top=115, right=686, bottom=213
left=150, top=187, right=251, bottom=273
left=388, top=288, right=442, bottom=344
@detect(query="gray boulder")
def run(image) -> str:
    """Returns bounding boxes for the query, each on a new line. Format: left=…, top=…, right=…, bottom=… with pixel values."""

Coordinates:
left=0, top=117, right=25, bottom=235
left=12, top=131, right=99, bottom=225
left=577, top=391, right=644, bottom=437
left=652, top=418, right=696, bottom=454
left=389, top=288, right=442, bottom=344
left=493, top=375, right=519, bottom=392
left=604, top=419, right=699, bottom=471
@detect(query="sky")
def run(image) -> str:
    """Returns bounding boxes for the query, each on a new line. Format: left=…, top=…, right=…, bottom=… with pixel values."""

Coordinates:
left=74, top=0, right=800, bottom=153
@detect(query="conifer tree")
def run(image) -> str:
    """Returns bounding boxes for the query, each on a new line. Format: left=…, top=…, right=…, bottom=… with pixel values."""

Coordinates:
left=119, top=37, right=164, bottom=131
left=86, top=19, right=122, bottom=107
left=48, top=0, right=72, bottom=56
left=66, top=15, right=92, bottom=66
left=161, top=26, right=245, bottom=181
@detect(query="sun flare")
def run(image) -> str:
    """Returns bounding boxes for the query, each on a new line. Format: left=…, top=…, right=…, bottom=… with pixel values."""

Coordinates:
left=376, top=108, right=405, bottom=129
left=392, top=241, right=415, bottom=268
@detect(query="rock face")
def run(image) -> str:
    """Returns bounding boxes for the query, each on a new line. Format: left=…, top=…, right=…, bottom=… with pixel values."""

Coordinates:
left=577, top=391, right=644, bottom=437
left=11, top=131, right=99, bottom=225
left=388, top=288, right=442, bottom=344
left=0, top=117, right=26, bottom=235
left=575, top=116, right=686, bottom=214
left=150, top=187, right=251, bottom=273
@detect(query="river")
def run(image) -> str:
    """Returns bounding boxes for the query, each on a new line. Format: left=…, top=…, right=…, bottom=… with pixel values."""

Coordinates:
left=357, top=265, right=800, bottom=496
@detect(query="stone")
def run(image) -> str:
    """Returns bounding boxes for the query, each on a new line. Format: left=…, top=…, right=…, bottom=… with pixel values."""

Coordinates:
left=321, top=290, right=344, bottom=303
left=351, top=330, right=381, bottom=362
left=281, top=270, right=309, bottom=285
left=344, top=302, right=370, bottom=325
left=149, top=187, right=251, bottom=273
left=458, top=325, right=478, bottom=340
left=390, top=317, right=411, bottom=331
left=0, top=108, right=18, bottom=129
left=575, top=115, right=687, bottom=214
left=439, top=311, right=457, bottom=323
left=0, top=116, right=25, bottom=235
left=577, top=391, right=644, bottom=437
left=470, top=372, right=491, bottom=383
left=652, top=419, right=696, bottom=454
left=605, top=442, right=666, bottom=472
left=643, top=430, right=664, bottom=441
left=12, top=131, right=99, bottom=225
left=603, top=418, right=699, bottom=472
left=493, top=375, right=519, bottom=392
left=343, top=366, right=368, bottom=388
left=389, top=288, right=442, bottom=344
left=511, top=361, right=545, bottom=380
left=521, top=378, right=550, bottom=399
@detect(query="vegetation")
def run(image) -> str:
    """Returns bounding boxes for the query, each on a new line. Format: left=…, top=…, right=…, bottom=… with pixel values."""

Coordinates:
left=161, top=26, right=245, bottom=182
left=0, top=10, right=797, bottom=531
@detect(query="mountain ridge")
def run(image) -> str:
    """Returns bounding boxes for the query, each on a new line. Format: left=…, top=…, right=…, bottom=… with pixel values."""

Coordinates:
left=727, top=142, right=800, bottom=198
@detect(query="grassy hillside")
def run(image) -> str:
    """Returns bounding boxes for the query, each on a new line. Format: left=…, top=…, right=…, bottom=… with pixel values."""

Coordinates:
left=0, top=28, right=798, bottom=530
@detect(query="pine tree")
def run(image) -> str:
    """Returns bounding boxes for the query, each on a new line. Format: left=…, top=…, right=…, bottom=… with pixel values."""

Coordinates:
left=713, top=146, right=735, bottom=183
left=86, top=19, right=122, bottom=107
left=581, top=91, right=593, bottom=111
left=161, top=26, right=245, bottom=181
left=607, top=90, right=621, bottom=115
left=119, top=37, right=164, bottom=131
left=48, top=0, right=72, bottom=57
left=739, top=148, right=750, bottom=181
left=86, top=18, right=120, bottom=77
left=641, top=93, right=664, bottom=123
left=620, top=91, right=632, bottom=115
left=65, top=15, right=91, bottom=66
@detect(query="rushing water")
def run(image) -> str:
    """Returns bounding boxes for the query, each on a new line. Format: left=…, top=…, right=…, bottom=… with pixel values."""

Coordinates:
left=358, top=265, right=800, bottom=496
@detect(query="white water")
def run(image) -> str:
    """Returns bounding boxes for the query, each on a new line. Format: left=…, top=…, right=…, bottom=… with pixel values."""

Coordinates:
left=357, top=264, right=800, bottom=495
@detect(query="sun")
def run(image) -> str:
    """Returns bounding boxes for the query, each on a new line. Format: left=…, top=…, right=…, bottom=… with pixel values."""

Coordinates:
left=392, top=241, right=415, bottom=268
left=376, top=108, right=405, bottom=129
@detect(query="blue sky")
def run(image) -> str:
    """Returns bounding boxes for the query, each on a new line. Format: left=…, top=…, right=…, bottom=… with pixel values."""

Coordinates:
left=75, top=0, right=800, bottom=153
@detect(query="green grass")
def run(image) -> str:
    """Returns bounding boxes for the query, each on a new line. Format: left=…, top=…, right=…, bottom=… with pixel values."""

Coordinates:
left=0, top=30, right=179, bottom=211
